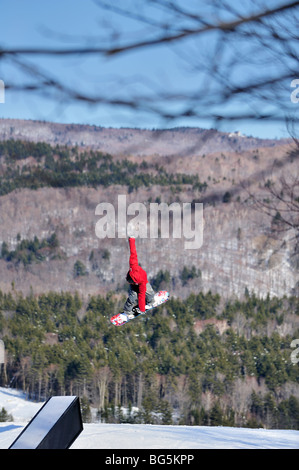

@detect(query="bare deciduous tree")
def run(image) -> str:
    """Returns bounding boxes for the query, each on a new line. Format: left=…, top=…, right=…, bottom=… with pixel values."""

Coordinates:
left=254, top=171, right=299, bottom=235
left=245, top=143, right=299, bottom=260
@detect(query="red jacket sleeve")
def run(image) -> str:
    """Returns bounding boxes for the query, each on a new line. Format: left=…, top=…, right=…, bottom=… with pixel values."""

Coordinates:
left=129, top=237, right=139, bottom=270
left=137, top=283, right=146, bottom=313
left=128, top=238, right=147, bottom=312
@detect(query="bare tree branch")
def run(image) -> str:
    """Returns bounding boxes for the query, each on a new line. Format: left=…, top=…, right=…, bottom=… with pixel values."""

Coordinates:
left=1, top=1, right=298, bottom=57
left=0, top=0, right=298, bottom=126
left=245, top=159, right=299, bottom=239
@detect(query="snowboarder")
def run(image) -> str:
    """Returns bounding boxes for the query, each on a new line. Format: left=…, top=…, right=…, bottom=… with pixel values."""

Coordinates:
left=123, top=237, right=155, bottom=319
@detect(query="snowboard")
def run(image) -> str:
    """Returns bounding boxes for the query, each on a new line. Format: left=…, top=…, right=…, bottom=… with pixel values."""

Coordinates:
left=110, top=290, right=169, bottom=326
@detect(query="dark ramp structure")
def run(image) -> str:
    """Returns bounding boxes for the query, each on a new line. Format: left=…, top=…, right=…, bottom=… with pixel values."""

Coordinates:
left=9, top=396, right=83, bottom=449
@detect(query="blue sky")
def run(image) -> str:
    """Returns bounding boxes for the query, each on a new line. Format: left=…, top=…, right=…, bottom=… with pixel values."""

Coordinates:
left=0, top=0, right=297, bottom=139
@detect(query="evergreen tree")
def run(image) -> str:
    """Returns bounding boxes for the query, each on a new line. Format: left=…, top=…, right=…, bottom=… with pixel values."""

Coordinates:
left=0, top=407, right=13, bottom=422
left=209, top=402, right=223, bottom=426
left=80, top=396, right=92, bottom=423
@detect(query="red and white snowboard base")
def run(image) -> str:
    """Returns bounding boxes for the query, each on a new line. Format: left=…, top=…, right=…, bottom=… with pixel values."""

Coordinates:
left=110, top=290, right=169, bottom=326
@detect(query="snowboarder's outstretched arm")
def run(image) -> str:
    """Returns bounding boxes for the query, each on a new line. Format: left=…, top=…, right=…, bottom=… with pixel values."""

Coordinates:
left=129, top=237, right=139, bottom=271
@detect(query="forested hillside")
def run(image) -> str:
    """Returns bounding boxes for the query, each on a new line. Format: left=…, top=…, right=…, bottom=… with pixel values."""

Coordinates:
left=0, top=139, right=207, bottom=195
left=0, top=288, right=298, bottom=428
left=0, top=126, right=298, bottom=430
left=0, top=135, right=297, bottom=299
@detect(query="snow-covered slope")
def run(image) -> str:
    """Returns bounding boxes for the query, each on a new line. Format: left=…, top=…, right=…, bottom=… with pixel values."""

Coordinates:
left=0, top=387, right=298, bottom=449
left=69, top=423, right=299, bottom=449
left=0, top=387, right=43, bottom=422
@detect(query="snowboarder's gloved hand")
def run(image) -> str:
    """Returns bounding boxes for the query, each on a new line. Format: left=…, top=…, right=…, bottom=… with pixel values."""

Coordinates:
left=127, top=221, right=138, bottom=238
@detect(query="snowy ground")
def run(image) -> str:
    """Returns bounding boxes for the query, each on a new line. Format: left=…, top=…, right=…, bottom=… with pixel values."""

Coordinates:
left=0, top=387, right=298, bottom=449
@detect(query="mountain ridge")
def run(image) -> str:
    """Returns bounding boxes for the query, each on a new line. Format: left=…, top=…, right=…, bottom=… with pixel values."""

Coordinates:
left=0, top=118, right=291, bottom=157
left=0, top=118, right=297, bottom=299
